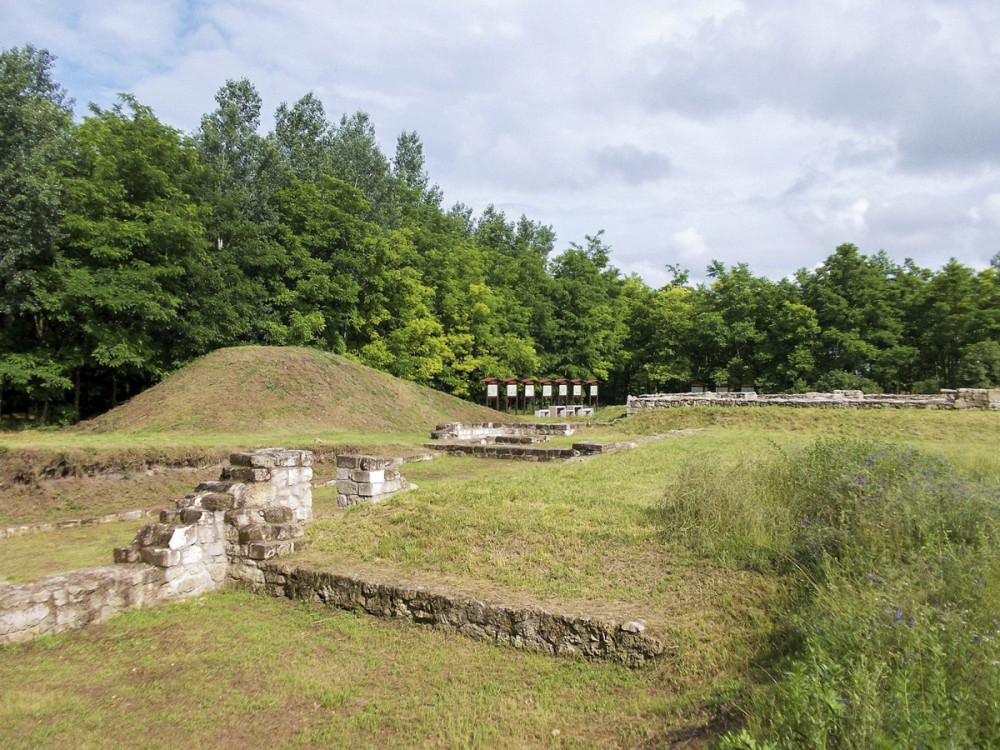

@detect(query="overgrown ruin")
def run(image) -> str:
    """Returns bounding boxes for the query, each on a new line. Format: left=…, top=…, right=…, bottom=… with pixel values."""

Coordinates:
left=1, top=446, right=662, bottom=665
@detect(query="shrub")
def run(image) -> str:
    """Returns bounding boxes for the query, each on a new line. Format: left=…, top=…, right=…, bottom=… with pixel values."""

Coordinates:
left=658, top=439, right=1000, bottom=747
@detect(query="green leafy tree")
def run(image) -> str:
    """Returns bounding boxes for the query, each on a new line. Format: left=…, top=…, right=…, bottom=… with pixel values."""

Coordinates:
left=194, top=78, right=289, bottom=344
left=329, top=111, right=397, bottom=228
left=273, top=92, right=331, bottom=182
left=49, top=96, right=214, bottom=407
left=803, top=244, right=904, bottom=390
left=918, top=259, right=981, bottom=387
left=0, top=45, right=73, bottom=417
left=544, top=231, right=627, bottom=384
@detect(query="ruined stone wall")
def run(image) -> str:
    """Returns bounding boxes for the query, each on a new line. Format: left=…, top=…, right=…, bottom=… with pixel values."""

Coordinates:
left=626, top=388, right=1000, bottom=415
left=431, top=422, right=576, bottom=441
left=2, top=509, right=153, bottom=539
left=244, top=561, right=665, bottom=666
left=335, top=454, right=408, bottom=507
left=0, top=448, right=313, bottom=644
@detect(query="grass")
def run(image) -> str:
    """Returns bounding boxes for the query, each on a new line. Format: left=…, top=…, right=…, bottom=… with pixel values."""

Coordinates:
left=659, top=438, right=1000, bottom=748
left=71, top=346, right=503, bottom=435
left=0, top=592, right=705, bottom=749
left=1, top=405, right=998, bottom=746
left=0, top=521, right=139, bottom=582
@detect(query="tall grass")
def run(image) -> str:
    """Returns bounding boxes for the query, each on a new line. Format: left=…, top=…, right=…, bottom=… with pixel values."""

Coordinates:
left=658, top=438, right=1000, bottom=748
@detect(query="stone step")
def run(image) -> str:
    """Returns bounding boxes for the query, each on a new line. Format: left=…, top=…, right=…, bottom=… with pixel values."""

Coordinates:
left=237, top=523, right=302, bottom=545
left=243, top=537, right=311, bottom=561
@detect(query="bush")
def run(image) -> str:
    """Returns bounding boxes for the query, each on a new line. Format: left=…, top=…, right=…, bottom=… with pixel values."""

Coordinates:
left=911, top=377, right=940, bottom=394
left=658, top=439, right=1000, bottom=747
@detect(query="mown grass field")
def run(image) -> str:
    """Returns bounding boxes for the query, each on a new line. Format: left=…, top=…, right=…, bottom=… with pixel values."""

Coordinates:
left=1, top=403, right=998, bottom=747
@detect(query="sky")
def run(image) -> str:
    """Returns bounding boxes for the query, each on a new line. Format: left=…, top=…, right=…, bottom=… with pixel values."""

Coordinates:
left=3, top=0, right=1000, bottom=287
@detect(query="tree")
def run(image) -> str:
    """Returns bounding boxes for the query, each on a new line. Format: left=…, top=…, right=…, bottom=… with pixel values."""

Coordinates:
left=50, top=96, right=213, bottom=408
left=919, top=259, right=980, bottom=387
left=273, top=92, right=331, bottom=182
left=392, top=130, right=441, bottom=208
left=329, top=111, right=397, bottom=227
left=270, top=174, right=381, bottom=350
left=544, top=231, right=627, bottom=384
left=0, top=46, right=73, bottom=417
left=803, top=244, right=904, bottom=390
left=194, top=78, right=290, bottom=344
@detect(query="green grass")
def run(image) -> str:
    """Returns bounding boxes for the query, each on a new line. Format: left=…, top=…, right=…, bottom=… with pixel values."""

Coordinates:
left=660, top=438, right=1000, bottom=748
left=2, top=406, right=999, bottom=746
left=0, top=521, right=139, bottom=583
left=0, top=592, right=702, bottom=749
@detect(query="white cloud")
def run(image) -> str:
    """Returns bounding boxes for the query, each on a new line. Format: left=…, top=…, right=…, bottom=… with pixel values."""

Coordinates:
left=2, top=0, right=1000, bottom=281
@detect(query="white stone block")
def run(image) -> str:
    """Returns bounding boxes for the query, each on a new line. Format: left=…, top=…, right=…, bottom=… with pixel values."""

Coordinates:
left=168, top=526, right=193, bottom=550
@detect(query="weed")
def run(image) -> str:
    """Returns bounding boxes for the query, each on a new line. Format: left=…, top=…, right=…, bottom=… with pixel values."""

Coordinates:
left=659, top=438, right=1000, bottom=747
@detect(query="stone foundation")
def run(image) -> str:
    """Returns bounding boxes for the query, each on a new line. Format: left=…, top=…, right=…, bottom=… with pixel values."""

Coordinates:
left=243, top=562, right=666, bottom=666
left=425, top=443, right=578, bottom=461
left=2, top=509, right=153, bottom=539
left=335, top=454, right=409, bottom=507
left=431, top=422, right=576, bottom=441
left=1, top=448, right=313, bottom=644
left=626, top=388, right=1000, bottom=415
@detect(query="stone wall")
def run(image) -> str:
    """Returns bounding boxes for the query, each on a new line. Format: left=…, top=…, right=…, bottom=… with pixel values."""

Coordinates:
left=335, top=454, right=408, bottom=507
left=425, top=443, right=578, bottom=461
left=1, top=448, right=313, bottom=644
left=243, top=561, right=665, bottom=666
left=431, top=422, right=576, bottom=441
left=626, top=388, right=1000, bottom=415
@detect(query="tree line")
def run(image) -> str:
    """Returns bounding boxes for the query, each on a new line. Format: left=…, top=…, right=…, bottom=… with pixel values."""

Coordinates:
left=2, top=45, right=999, bottom=424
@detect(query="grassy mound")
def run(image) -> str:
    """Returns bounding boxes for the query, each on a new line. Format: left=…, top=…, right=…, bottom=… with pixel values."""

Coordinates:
left=78, top=346, right=501, bottom=434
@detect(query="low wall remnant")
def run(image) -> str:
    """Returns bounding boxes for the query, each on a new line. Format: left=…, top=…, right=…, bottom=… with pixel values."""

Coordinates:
left=626, top=388, right=1000, bottom=415
left=431, top=422, right=576, bottom=441
left=335, top=454, right=409, bottom=507
left=244, top=561, right=665, bottom=666
left=1, top=448, right=313, bottom=644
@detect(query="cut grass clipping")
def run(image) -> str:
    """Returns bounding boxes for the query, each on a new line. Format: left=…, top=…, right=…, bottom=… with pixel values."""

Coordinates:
left=658, top=438, right=1000, bottom=749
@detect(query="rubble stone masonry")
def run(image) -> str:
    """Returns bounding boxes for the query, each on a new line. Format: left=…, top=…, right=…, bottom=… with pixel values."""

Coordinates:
left=0, top=448, right=312, bottom=644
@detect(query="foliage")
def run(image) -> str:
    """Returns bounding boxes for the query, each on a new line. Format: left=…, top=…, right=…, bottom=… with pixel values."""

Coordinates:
left=2, top=43, right=1000, bottom=422
left=658, top=439, right=1000, bottom=748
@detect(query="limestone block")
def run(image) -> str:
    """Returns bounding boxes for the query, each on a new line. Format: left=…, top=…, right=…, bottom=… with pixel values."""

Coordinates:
left=167, top=568, right=215, bottom=597
left=113, top=546, right=140, bottom=564
left=174, top=495, right=198, bottom=510
left=360, top=456, right=394, bottom=471
left=179, top=508, right=206, bottom=524
left=196, top=481, right=247, bottom=503
left=240, top=481, right=277, bottom=508
left=167, top=526, right=195, bottom=550
left=200, top=492, right=236, bottom=512
left=225, top=467, right=271, bottom=483
left=139, top=547, right=181, bottom=568
left=0, top=602, right=50, bottom=638
left=134, top=523, right=174, bottom=548
left=336, top=454, right=363, bottom=469
left=263, top=506, right=294, bottom=524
